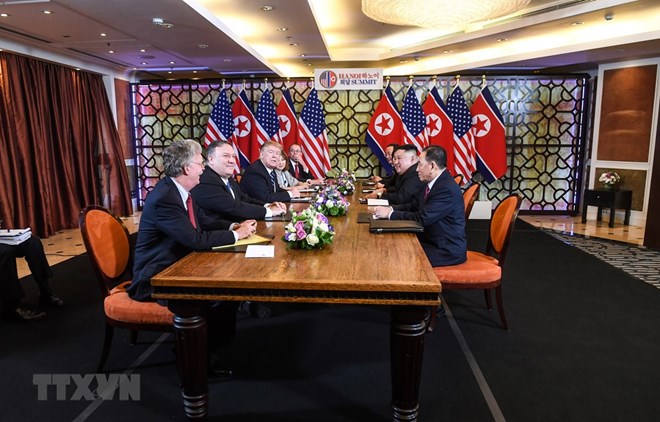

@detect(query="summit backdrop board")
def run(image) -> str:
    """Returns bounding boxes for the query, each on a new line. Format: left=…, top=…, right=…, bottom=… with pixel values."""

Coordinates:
left=314, top=68, right=383, bottom=91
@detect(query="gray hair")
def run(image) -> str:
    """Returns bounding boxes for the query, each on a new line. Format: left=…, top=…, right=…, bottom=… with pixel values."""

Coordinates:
left=163, top=139, right=202, bottom=177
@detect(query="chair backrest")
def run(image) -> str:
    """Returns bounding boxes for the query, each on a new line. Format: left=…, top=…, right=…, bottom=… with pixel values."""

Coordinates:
left=453, top=174, right=464, bottom=186
left=486, top=194, right=522, bottom=266
left=79, top=206, right=132, bottom=298
left=462, top=183, right=480, bottom=220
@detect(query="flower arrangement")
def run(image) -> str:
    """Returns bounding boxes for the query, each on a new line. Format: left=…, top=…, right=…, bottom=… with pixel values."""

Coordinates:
left=334, top=169, right=356, bottom=195
left=282, top=208, right=335, bottom=249
left=599, top=171, right=621, bottom=187
left=312, top=185, right=350, bottom=216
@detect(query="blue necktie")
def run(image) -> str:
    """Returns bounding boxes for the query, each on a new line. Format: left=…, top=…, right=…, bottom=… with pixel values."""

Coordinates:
left=269, top=171, right=277, bottom=192
left=226, top=180, right=235, bottom=199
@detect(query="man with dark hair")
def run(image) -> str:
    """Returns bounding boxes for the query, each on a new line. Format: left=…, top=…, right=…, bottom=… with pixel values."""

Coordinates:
left=370, top=143, right=398, bottom=183
left=241, top=141, right=301, bottom=203
left=1, top=237, right=63, bottom=321
left=364, top=144, right=424, bottom=205
left=288, top=143, right=313, bottom=182
left=192, top=141, right=287, bottom=221
left=373, top=145, right=467, bottom=267
left=128, top=139, right=256, bottom=377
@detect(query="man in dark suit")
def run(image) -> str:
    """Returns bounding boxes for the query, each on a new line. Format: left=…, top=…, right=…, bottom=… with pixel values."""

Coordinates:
left=365, top=144, right=424, bottom=205
left=241, top=141, right=301, bottom=203
left=373, top=145, right=467, bottom=267
left=370, top=142, right=398, bottom=183
left=128, top=139, right=256, bottom=377
left=191, top=141, right=287, bottom=221
left=288, top=143, right=313, bottom=182
left=1, top=237, right=63, bottom=321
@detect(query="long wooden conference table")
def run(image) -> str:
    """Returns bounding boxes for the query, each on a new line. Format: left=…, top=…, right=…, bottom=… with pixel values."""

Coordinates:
left=152, top=186, right=440, bottom=421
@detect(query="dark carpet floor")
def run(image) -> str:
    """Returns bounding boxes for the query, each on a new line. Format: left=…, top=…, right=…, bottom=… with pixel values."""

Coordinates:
left=3, top=220, right=660, bottom=421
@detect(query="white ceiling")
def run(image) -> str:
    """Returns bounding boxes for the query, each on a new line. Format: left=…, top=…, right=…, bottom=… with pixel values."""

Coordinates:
left=0, top=0, right=659, bottom=81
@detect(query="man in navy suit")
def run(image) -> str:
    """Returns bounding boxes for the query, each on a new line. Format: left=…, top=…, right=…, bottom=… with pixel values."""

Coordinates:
left=288, top=143, right=313, bottom=182
left=241, top=141, right=301, bottom=203
left=129, top=139, right=256, bottom=302
left=373, top=145, right=467, bottom=267
left=364, top=144, right=425, bottom=205
left=192, top=141, right=287, bottom=221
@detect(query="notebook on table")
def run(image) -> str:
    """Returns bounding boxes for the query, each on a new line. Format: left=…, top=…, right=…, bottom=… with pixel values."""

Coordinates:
left=369, top=220, right=423, bottom=233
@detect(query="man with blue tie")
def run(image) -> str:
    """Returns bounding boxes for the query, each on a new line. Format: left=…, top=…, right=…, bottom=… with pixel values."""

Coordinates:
left=372, top=145, right=467, bottom=267
left=192, top=141, right=287, bottom=221
left=240, top=141, right=301, bottom=203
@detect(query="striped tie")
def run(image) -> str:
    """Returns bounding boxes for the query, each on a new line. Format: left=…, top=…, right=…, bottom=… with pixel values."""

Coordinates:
left=269, top=170, right=277, bottom=192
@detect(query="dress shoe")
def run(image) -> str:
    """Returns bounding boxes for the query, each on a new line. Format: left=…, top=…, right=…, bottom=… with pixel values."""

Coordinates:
left=40, top=294, right=64, bottom=307
left=3, top=307, right=47, bottom=321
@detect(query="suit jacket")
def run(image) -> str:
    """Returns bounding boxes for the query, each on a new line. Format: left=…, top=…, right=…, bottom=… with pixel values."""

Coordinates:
left=391, top=170, right=467, bottom=267
left=128, top=177, right=236, bottom=301
left=381, top=163, right=425, bottom=205
left=288, top=159, right=312, bottom=181
left=383, top=172, right=399, bottom=192
left=240, top=159, right=292, bottom=203
left=191, top=167, right=268, bottom=221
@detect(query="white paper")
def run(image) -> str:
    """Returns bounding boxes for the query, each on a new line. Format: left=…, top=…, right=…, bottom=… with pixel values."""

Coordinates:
left=367, top=198, right=389, bottom=206
left=245, top=245, right=275, bottom=258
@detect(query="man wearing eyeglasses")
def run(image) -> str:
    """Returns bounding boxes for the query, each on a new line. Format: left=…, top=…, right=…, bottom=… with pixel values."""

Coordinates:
left=240, top=141, right=302, bottom=203
left=288, top=143, right=313, bottom=182
left=192, top=141, right=287, bottom=221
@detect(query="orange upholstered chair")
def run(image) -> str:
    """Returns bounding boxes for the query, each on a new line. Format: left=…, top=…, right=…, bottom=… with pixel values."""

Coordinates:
left=431, top=193, right=522, bottom=330
left=462, top=183, right=480, bottom=220
left=79, top=206, right=173, bottom=371
left=453, top=174, right=464, bottom=186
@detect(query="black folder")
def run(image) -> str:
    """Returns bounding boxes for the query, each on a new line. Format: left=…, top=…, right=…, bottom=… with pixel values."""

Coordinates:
left=369, top=220, right=423, bottom=233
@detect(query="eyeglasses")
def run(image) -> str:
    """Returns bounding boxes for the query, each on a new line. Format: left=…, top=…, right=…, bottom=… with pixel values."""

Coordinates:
left=191, top=160, right=206, bottom=168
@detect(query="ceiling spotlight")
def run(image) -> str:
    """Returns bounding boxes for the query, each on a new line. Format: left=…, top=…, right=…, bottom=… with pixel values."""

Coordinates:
left=141, top=62, right=148, bottom=65
left=42, top=10, right=52, bottom=15
left=100, top=33, right=107, bottom=37
left=496, top=38, right=508, bottom=42
left=223, top=58, right=232, bottom=62
left=289, top=42, right=298, bottom=46
left=571, top=21, right=584, bottom=26
left=152, top=17, right=174, bottom=28
left=198, top=44, right=208, bottom=49
left=276, top=27, right=288, bottom=32
left=442, top=49, right=453, bottom=53
left=168, top=70, right=172, bottom=74
left=108, top=50, right=114, bottom=54
left=169, top=61, right=175, bottom=64
left=140, top=49, right=146, bottom=53
left=260, top=5, right=274, bottom=11
left=300, top=54, right=306, bottom=57
left=604, top=13, right=614, bottom=21
left=399, top=59, right=407, bottom=63
left=193, top=70, right=197, bottom=74
left=1, top=13, right=9, bottom=17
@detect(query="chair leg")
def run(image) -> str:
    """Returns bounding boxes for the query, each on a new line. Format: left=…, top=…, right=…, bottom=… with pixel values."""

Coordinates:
left=98, top=323, right=114, bottom=372
left=484, top=289, right=492, bottom=309
left=427, top=305, right=437, bottom=332
left=495, top=285, right=508, bottom=330
left=130, top=330, right=138, bottom=345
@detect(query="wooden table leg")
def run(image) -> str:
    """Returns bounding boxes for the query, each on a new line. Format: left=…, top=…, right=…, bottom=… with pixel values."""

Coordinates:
left=609, top=207, right=616, bottom=228
left=390, top=305, right=430, bottom=422
left=168, top=301, right=211, bottom=421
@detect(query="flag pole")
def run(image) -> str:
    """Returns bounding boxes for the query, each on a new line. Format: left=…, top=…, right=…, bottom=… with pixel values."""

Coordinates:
left=385, top=75, right=390, bottom=91
left=264, top=78, right=269, bottom=91
left=242, top=79, right=246, bottom=91
left=222, top=78, right=225, bottom=90
left=453, top=74, right=461, bottom=93
left=481, top=74, right=487, bottom=89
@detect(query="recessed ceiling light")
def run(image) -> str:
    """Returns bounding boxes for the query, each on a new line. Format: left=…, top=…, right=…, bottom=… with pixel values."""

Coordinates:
left=108, top=50, right=114, bottom=54
left=276, top=27, right=288, bottom=32
left=141, top=62, right=148, bottom=65
left=42, top=10, right=52, bottom=15
left=100, top=33, right=107, bottom=37
left=442, top=49, right=453, bottom=54
left=289, top=43, right=298, bottom=46
left=140, top=49, right=146, bottom=53
left=168, top=71, right=172, bottom=74
left=496, top=38, right=508, bottom=42
left=223, top=58, right=232, bottom=62
left=1, top=13, right=9, bottom=17
left=300, top=54, right=306, bottom=57
left=307, top=63, right=312, bottom=66
left=169, top=61, right=175, bottom=64
left=198, top=44, right=208, bottom=49
left=399, top=59, right=407, bottom=63
left=260, top=5, right=274, bottom=11
left=193, top=70, right=197, bottom=74
left=571, top=21, right=584, bottom=26
left=132, top=67, right=137, bottom=70
left=75, top=68, right=80, bottom=71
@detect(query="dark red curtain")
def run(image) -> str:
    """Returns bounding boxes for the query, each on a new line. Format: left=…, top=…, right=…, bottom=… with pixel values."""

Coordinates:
left=0, top=52, right=132, bottom=237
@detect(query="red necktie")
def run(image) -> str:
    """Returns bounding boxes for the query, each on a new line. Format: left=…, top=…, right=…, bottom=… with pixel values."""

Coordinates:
left=186, top=194, right=197, bottom=229
left=294, top=164, right=300, bottom=179
left=424, top=186, right=430, bottom=200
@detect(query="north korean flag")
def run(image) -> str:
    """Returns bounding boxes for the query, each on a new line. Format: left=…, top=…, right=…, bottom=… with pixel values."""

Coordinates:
left=471, top=86, right=507, bottom=183
left=423, top=86, right=455, bottom=174
left=365, top=86, right=402, bottom=175
left=277, top=89, right=298, bottom=151
left=232, top=89, right=255, bottom=169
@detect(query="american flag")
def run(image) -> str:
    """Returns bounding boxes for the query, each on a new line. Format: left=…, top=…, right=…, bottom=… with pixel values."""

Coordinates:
left=205, top=89, right=240, bottom=172
left=298, top=88, right=331, bottom=179
left=253, top=88, right=280, bottom=158
left=447, top=86, right=476, bottom=180
left=401, top=87, right=427, bottom=152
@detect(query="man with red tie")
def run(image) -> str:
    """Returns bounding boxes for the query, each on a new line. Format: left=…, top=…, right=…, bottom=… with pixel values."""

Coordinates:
left=128, top=139, right=256, bottom=377
left=287, top=143, right=313, bottom=182
left=372, top=145, right=466, bottom=267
